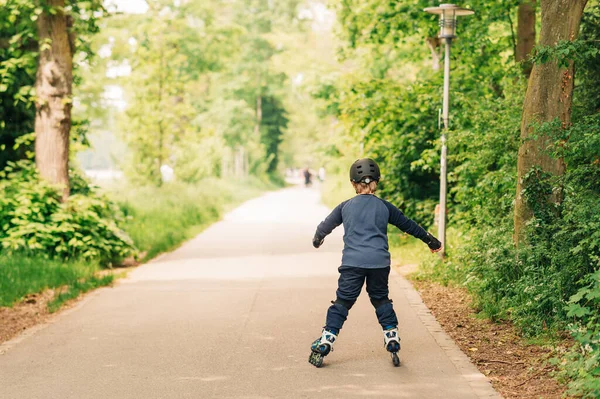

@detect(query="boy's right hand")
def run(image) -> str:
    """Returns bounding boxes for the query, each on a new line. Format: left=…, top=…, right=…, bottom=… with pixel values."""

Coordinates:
left=313, top=236, right=324, bottom=249
left=425, top=233, right=442, bottom=252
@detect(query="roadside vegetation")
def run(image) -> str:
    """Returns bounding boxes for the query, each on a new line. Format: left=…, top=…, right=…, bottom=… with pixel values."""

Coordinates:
left=0, top=160, right=272, bottom=309
left=113, top=178, right=274, bottom=261
left=1, top=1, right=293, bottom=313
left=318, top=1, right=600, bottom=397
left=0, top=254, right=108, bottom=309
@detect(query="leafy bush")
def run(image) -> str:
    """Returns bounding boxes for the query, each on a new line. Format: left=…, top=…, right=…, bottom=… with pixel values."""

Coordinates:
left=557, top=268, right=600, bottom=398
left=335, top=77, right=442, bottom=225
left=0, top=161, right=134, bottom=264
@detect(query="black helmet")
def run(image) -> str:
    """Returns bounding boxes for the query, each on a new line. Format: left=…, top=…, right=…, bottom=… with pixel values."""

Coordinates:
left=349, top=158, right=381, bottom=183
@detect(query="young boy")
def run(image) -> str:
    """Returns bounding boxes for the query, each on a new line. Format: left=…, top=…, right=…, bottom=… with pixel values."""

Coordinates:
left=309, top=158, right=442, bottom=368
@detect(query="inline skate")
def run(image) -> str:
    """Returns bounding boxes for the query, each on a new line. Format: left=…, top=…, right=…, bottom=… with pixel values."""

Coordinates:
left=384, top=327, right=401, bottom=367
left=308, top=328, right=337, bottom=368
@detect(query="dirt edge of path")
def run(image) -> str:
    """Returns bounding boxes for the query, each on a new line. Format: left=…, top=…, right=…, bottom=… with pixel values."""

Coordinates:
left=0, top=267, right=134, bottom=348
left=406, top=275, right=568, bottom=399
left=0, top=289, right=57, bottom=346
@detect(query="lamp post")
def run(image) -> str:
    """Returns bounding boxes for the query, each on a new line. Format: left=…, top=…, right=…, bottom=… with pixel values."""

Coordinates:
left=424, top=4, right=474, bottom=257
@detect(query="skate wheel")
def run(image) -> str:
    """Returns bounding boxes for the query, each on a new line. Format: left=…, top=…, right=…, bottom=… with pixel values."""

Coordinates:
left=309, top=351, right=324, bottom=368
left=391, top=352, right=400, bottom=367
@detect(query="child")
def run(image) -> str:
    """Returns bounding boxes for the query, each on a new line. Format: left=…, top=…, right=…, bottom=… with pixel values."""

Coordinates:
left=309, top=158, right=442, bottom=368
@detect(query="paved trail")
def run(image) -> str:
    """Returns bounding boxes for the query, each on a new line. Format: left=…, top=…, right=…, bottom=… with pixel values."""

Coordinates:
left=0, top=187, right=500, bottom=399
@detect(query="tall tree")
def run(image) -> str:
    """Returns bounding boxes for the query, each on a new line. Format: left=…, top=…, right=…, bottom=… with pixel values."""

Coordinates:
left=0, top=1, right=102, bottom=175
left=116, top=0, right=228, bottom=185
left=122, top=5, right=195, bottom=186
left=215, top=0, right=290, bottom=175
left=260, top=96, right=288, bottom=174
left=514, top=0, right=588, bottom=242
left=516, top=0, right=536, bottom=77
left=34, top=0, right=74, bottom=199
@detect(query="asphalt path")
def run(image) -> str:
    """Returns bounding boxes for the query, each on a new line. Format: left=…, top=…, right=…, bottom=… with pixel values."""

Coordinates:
left=0, top=187, right=501, bottom=398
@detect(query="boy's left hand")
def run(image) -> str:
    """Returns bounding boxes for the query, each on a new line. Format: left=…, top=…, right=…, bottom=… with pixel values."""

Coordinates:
left=312, top=236, right=324, bottom=248
left=425, top=232, right=442, bottom=252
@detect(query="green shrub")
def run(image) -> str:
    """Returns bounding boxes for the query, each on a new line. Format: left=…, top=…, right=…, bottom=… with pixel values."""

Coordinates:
left=556, top=268, right=600, bottom=398
left=0, top=161, right=135, bottom=264
left=336, top=77, right=443, bottom=226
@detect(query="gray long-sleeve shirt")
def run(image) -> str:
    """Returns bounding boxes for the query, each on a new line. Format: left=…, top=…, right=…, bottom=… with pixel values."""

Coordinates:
left=314, top=194, right=430, bottom=268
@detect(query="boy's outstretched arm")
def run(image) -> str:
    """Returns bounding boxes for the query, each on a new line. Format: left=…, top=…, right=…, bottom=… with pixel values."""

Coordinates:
left=312, top=201, right=346, bottom=248
left=383, top=200, right=442, bottom=253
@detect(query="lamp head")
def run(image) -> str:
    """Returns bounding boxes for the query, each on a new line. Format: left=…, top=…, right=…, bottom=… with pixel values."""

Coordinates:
left=424, top=3, right=474, bottom=39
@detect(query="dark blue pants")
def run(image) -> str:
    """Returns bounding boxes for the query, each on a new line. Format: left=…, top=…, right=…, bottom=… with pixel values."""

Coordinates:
left=325, top=266, right=398, bottom=332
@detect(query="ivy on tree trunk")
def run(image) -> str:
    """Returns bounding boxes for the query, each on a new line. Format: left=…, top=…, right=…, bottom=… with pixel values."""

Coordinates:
left=514, top=0, right=588, bottom=243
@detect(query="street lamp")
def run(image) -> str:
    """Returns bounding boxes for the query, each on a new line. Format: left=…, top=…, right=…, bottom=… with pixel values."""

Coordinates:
left=424, top=4, right=474, bottom=257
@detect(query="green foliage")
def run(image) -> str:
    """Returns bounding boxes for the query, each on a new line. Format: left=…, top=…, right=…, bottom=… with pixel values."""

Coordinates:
left=0, top=0, right=104, bottom=168
left=334, top=77, right=441, bottom=225
left=450, top=77, right=523, bottom=227
left=533, top=39, right=600, bottom=69
left=445, top=111, right=600, bottom=334
left=215, top=0, right=291, bottom=177
left=114, top=3, right=212, bottom=185
left=0, top=2, right=37, bottom=168
left=0, top=161, right=134, bottom=264
left=450, top=103, right=600, bottom=393
left=557, top=268, right=600, bottom=398
left=319, top=0, right=517, bottom=224
left=324, top=0, right=600, bottom=394
left=260, top=96, right=288, bottom=174
left=0, top=172, right=271, bottom=309
left=576, top=5, right=600, bottom=116
left=0, top=253, right=106, bottom=307
left=83, top=0, right=295, bottom=185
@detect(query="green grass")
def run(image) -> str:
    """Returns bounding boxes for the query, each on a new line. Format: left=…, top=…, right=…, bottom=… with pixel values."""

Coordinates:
left=111, top=177, right=275, bottom=261
left=388, top=234, right=434, bottom=266
left=47, top=274, right=114, bottom=313
left=408, top=227, right=470, bottom=285
left=0, top=254, right=111, bottom=308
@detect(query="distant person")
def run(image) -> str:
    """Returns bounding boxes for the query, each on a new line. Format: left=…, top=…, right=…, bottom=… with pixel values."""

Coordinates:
left=308, top=158, right=442, bottom=368
left=303, top=167, right=312, bottom=187
left=318, top=166, right=326, bottom=182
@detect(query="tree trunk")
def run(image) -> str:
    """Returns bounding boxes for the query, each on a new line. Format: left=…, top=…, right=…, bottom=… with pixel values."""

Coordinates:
left=514, top=0, right=588, bottom=243
left=516, top=0, right=536, bottom=77
left=35, top=0, right=73, bottom=200
left=254, top=94, right=262, bottom=136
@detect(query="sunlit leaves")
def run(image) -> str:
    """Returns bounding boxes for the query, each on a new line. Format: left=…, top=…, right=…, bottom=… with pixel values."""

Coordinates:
left=0, top=0, right=104, bottom=169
